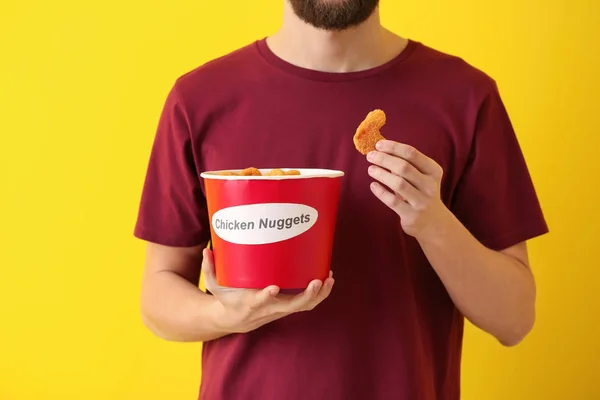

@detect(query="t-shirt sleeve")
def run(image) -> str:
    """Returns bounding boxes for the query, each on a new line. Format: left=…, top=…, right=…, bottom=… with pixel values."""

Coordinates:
left=449, top=82, right=549, bottom=251
left=133, top=84, right=210, bottom=247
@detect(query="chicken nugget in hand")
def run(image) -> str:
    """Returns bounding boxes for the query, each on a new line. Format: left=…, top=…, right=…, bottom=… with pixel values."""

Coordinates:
left=353, top=109, right=387, bottom=155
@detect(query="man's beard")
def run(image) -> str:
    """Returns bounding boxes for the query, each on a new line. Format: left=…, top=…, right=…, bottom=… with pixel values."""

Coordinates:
left=288, top=0, right=380, bottom=31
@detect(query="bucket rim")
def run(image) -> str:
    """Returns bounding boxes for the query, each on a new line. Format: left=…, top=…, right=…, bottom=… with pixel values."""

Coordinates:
left=201, top=168, right=345, bottom=181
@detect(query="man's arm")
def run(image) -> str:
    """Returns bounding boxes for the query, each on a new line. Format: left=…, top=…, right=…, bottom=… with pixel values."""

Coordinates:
left=140, top=243, right=335, bottom=343
left=367, top=140, right=541, bottom=346
left=416, top=212, right=536, bottom=346
left=140, top=243, right=230, bottom=342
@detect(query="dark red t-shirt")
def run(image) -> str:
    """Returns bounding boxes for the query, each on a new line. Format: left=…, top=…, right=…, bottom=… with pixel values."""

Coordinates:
left=134, top=39, right=548, bottom=400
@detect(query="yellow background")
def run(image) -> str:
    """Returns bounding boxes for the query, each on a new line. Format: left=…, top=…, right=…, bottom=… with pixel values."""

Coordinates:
left=1, top=0, right=598, bottom=399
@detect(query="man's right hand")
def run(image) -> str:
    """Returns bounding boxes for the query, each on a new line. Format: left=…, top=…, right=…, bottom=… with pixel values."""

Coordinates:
left=202, top=248, right=335, bottom=335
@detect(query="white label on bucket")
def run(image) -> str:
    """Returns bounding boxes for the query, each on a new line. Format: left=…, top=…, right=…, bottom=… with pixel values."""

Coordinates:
left=211, top=203, right=319, bottom=245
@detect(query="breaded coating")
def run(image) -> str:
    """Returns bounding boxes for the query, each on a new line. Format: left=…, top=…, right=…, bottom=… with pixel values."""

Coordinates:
left=266, top=168, right=286, bottom=176
left=213, top=168, right=302, bottom=177
left=353, top=109, right=387, bottom=155
left=239, top=167, right=263, bottom=176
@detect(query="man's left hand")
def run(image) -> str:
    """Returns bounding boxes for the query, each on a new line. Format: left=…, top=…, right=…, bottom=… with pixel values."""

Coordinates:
left=367, top=140, right=451, bottom=239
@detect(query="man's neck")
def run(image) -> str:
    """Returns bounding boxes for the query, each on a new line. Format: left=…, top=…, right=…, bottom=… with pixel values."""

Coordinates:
left=266, top=3, right=408, bottom=73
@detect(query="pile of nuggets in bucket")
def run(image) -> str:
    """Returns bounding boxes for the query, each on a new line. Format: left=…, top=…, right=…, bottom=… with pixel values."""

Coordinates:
left=217, top=168, right=301, bottom=176
left=216, top=109, right=387, bottom=177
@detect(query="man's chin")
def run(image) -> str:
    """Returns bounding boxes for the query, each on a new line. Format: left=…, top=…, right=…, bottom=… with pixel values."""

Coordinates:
left=289, top=0, right=379, bottom=31
left=300, top=17, right=372, bottom=32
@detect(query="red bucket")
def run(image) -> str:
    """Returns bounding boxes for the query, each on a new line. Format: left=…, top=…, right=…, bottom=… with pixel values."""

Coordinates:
left=200, top=168, right=344, bottom=290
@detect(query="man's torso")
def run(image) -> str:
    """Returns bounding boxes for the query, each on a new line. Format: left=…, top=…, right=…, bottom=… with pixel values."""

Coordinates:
left=172, top=39, right=495, bottom=400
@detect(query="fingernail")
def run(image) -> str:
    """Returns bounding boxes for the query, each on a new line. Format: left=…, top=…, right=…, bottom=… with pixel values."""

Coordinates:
left=313, top=282, right=322, bottom=292
left=368, top=165, right=376, bottom=174
left=376, top=140, right=384, bottom=150
left=367, top=151, right=375, bottom=161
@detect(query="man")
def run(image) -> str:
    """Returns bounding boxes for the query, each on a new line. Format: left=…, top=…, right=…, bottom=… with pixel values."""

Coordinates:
left=134, top=1, right=549, bottom=399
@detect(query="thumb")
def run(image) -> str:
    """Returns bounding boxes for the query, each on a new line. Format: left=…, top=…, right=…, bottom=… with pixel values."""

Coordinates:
left=248, top=285, right=280, bottom=311
left=202, top=248, right=219, bottom=293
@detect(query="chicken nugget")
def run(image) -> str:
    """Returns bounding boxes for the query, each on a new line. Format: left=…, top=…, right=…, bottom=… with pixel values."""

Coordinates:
left=353, top=109, right=387, bottom=155
left=266, top=168, right=286, bottom=176
left=239, top=167, right=262, bottom=176
left=285, top=169, right=301, bottom=175
left=216, top=171, right=237, bottom=176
